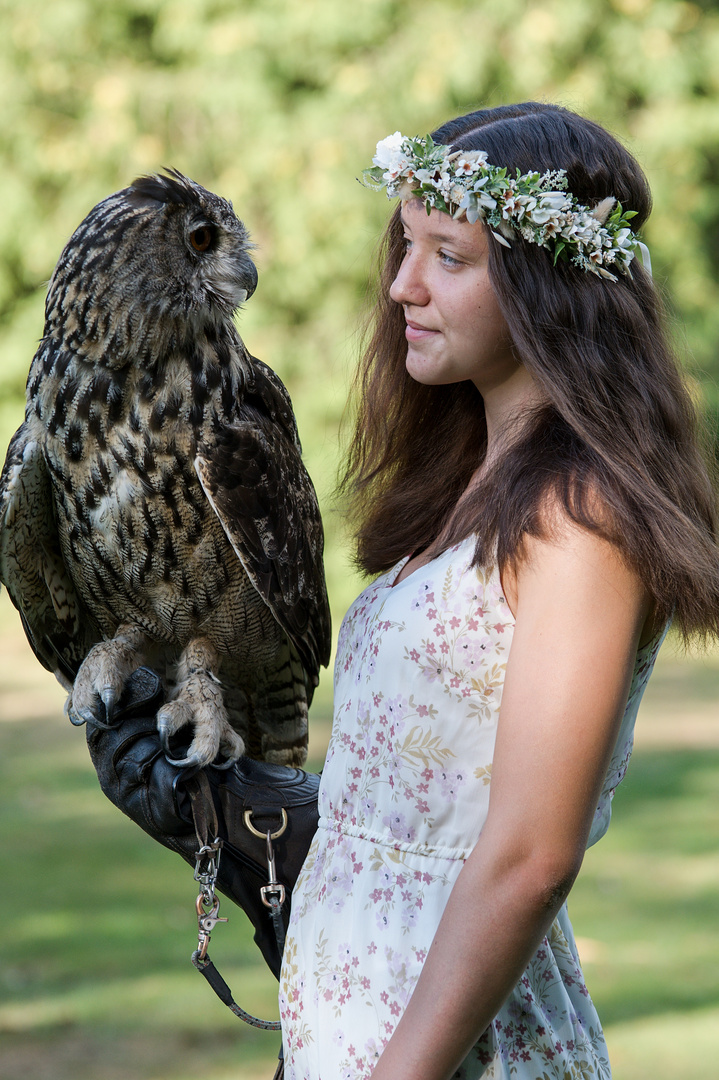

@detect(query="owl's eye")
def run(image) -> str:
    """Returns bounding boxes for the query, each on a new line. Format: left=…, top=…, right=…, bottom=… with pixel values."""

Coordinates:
left=189, top=226, right=215, bottom=253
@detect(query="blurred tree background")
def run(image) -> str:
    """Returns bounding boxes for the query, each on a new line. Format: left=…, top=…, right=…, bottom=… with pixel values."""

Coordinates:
left=1, top=1, right=718, bottom=1078
left=2, top=0, right=719, bottom=621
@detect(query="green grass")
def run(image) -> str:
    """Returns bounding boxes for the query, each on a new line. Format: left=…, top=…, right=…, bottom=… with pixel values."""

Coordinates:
left=1, top=596, right=718, bottom=1078
left=571, top=749, right=719, bottom=1020
left=0, top=708, right=286, bottom=1079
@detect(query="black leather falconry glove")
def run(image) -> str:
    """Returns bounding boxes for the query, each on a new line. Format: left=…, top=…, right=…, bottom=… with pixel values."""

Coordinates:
left=83, top=667, right=320, bottom=980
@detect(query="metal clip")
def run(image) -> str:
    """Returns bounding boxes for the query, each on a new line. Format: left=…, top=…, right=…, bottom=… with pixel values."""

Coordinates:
left=195, top=892, right=228, bottom=960
left=260, top=829, right=286, bottom=909
left=194, top=838, right=223, bottom=889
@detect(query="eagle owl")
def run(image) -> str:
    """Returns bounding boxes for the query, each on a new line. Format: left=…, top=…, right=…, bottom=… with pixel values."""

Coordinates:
left=0, top=170, right=331, bottom=769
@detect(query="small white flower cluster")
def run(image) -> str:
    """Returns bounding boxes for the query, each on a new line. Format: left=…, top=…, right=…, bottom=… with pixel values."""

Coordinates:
left=363, top=132, right=649, bottom=281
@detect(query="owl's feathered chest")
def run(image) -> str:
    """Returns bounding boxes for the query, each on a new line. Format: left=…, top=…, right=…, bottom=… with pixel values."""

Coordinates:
left=26, top=333, right=256, bottom=644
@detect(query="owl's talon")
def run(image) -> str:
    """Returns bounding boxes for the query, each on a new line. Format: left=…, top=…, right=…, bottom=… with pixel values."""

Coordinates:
left=163, top=749, right=203, bottom=770
left=66, top=702, right=87, bottom=727
left=100, top=687, right=118, bottom=723
left=90, top=715, right=124, bottom=731
left=80, top=704, right=123, bottom=731
left=210, top=752, right=240, bottom=771
left=68, top=703, right=119, bottom=730
left=157, top=717, right=172, bottom=755
left=157, top=713, right=199, bottom=765
left=162, top=746, right=239, bottom=770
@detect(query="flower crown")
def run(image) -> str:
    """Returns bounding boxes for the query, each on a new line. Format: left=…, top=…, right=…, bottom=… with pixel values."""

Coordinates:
left=362, top=132, right=651, bottom=281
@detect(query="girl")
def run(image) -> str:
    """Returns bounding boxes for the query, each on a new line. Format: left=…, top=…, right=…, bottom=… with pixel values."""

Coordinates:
left=278, top=103, right=719, bottom=1079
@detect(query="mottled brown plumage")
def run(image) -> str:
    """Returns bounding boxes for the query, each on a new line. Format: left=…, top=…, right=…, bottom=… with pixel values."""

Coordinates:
left=0, top=170, right=331, bottom=767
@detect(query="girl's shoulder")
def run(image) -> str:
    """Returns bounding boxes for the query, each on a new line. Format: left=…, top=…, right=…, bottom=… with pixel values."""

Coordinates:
left=501, top=491, right=656, bottom=646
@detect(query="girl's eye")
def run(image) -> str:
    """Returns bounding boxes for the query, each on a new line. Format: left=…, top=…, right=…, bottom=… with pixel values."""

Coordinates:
left=440, top=251, right=462, bottom=267
left=402, top=236, right=413, bottom=253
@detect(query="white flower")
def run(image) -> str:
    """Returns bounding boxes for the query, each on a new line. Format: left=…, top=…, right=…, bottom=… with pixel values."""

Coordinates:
left=458, top=191, right=493, bottom=224
left=431, top=170, right=452, bottom=195
left=566, top=219, right=597, bottom=245
left=501, top=193, right=526, bottom=220
left=455, top=151, right=488, bottom=174
left=538, top=191, right=569, bottom=211
left=476, top=189, right=497, bottom=211
left=542, top=219, right=562, bottom=238
left=617, top=246, right=637, bottom=269
left=373, top=131, right=407, bottom=170
left=465, top=149, right=489, bottom=166
left=383, top=162, right=408, bottom=182
left=529, top=206, right=558, bottom=225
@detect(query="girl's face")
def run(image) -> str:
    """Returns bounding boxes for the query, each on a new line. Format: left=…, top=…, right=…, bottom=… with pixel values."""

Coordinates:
left=389, top=200, right=519, bottom=396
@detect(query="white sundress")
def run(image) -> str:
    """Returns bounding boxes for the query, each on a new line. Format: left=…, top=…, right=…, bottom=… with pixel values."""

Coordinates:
left=279, top=536, right=664, bottom=1079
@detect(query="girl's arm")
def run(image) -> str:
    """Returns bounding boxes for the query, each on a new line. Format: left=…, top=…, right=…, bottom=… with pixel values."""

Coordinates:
left=371, top=516, right=651, bottom=1080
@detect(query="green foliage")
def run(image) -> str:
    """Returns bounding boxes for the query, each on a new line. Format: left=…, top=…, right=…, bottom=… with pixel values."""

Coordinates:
left=2, top=0, right=719, bottom=622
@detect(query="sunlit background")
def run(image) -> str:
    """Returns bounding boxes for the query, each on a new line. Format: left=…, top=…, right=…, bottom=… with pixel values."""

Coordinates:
left=1, top=1, right=718, bottom=1077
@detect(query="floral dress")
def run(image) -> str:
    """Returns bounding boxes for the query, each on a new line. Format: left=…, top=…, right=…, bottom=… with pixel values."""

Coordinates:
left=279, top=536, right=665, bottom=1079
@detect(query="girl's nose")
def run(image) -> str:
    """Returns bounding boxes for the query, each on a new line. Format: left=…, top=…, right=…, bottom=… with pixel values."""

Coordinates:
left=389, top=250, right=429, bottom=308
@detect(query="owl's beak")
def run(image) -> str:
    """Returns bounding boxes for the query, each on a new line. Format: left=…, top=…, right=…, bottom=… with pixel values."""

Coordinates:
left=243, top=257, right=258, bottom=301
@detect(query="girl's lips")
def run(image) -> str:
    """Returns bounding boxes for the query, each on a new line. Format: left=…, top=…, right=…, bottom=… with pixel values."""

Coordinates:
left=405, top=321, right=438, bottom=341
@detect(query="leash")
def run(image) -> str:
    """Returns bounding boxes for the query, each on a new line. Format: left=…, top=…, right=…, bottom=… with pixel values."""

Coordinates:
left=187, top=772, right=287, bottom=1031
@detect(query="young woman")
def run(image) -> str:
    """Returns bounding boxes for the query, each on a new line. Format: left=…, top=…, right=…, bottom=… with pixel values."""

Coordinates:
left=278, top=103, right=719, bottom=1079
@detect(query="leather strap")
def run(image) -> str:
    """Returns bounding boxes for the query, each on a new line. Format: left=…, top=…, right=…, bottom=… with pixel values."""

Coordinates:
left=187, top=771, right=219, bottom=850
left=187, top=775, right=285, bottom=1032
left=190, top=951, right=282, bottom=1031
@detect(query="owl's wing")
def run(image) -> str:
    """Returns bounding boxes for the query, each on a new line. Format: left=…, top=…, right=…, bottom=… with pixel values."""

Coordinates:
left=0, top=424, right=95, bottom=689
left=194, top=359, right=331, bottom=690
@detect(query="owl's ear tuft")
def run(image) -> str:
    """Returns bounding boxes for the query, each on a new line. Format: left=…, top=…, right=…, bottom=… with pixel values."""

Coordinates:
left=130, top=170, right=200, bottom=209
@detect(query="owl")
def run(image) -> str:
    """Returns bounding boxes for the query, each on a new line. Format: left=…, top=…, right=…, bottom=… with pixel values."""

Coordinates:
left=0, top=170, right=331, bottom=769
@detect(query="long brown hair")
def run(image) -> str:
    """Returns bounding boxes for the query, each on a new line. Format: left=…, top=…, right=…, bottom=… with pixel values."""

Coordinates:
left=341, top=102, right=719, bottom=642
